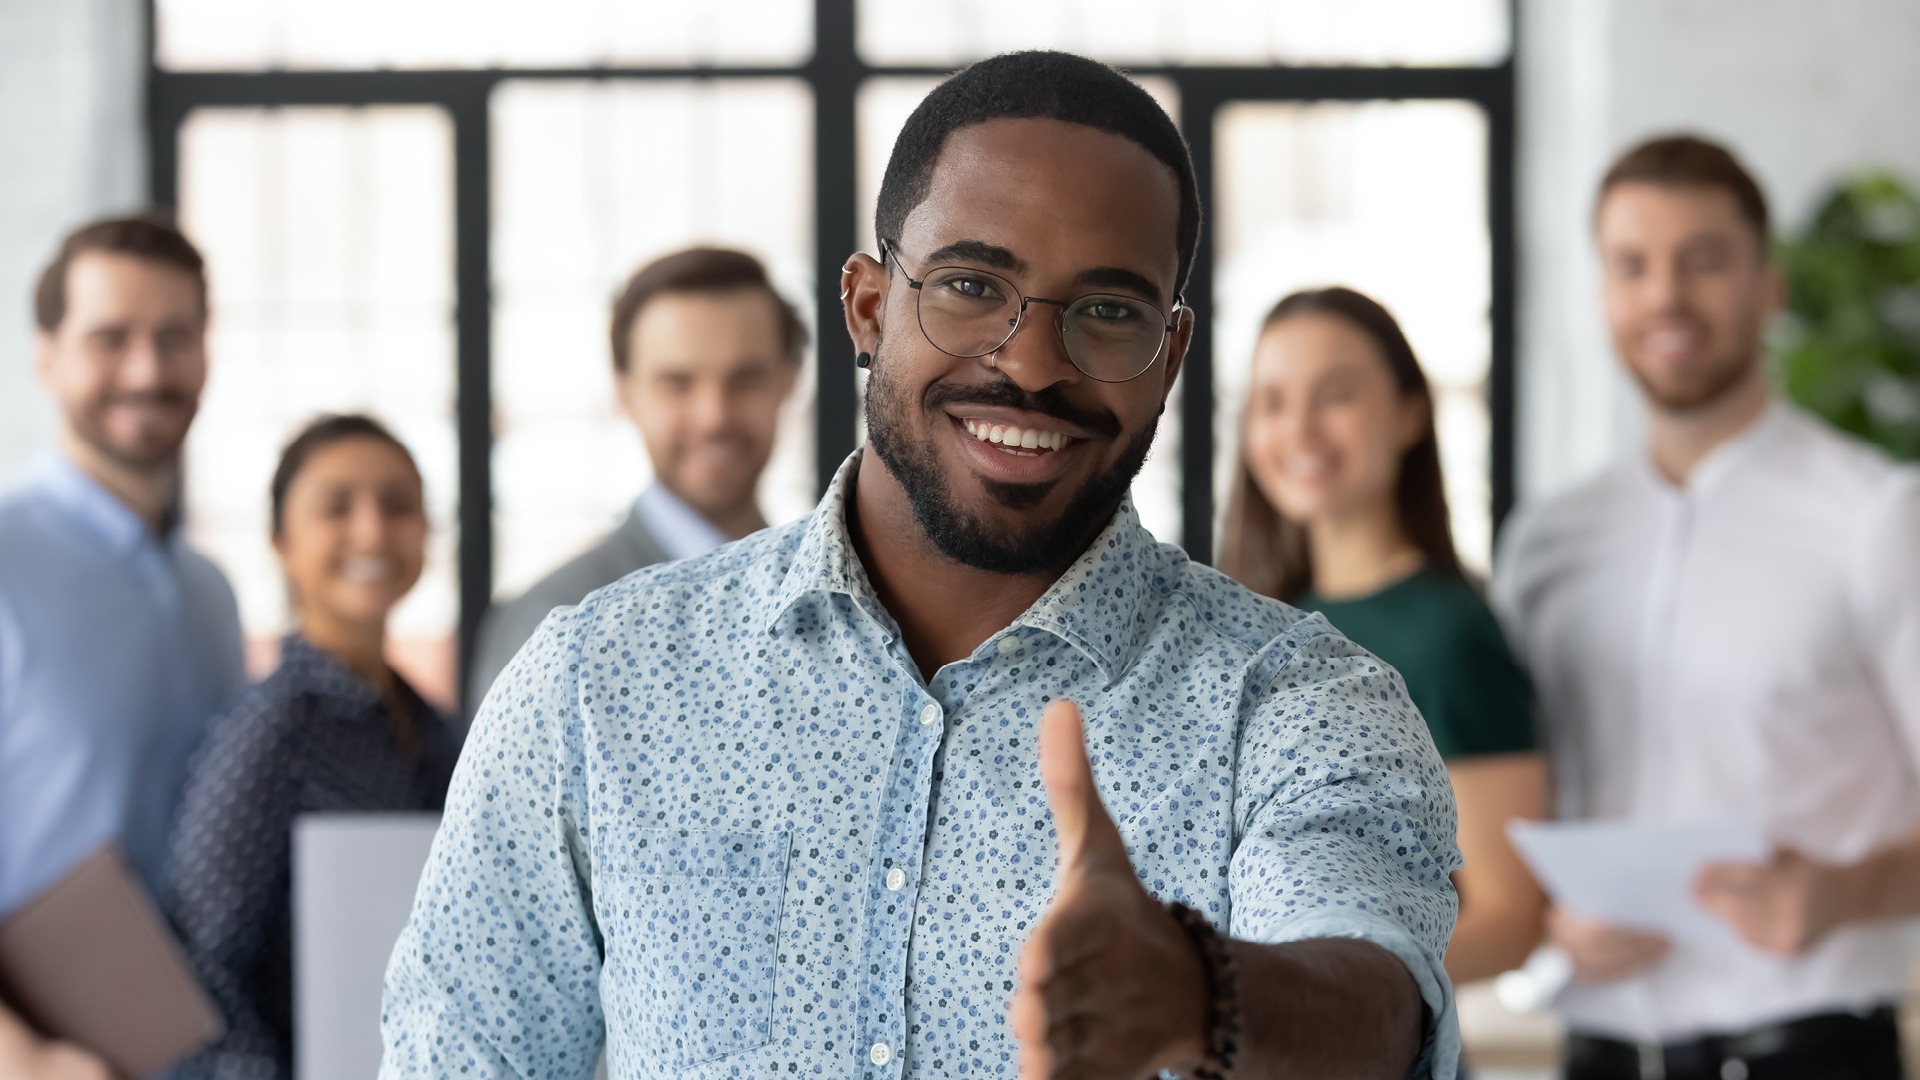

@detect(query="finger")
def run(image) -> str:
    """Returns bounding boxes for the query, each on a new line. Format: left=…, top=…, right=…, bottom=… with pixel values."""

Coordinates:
left=1046, top=1010, right=1093, bottom=1069
left=1009, top=979, right=1050, bottom=1050
left=1039, top=699, right=1127, bottom=872
left=1019, top=924, right=1055, bottom=986
left=1038, top=961, right=1109, bottom=1022
left=1696, top=861, right=1765, bottom=890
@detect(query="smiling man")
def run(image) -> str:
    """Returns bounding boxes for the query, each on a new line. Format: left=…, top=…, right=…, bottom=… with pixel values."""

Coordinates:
left=1494, top=135, right=1920, bottom=1080
left=383, top=51, right=1460, bottom=1080
left=0, top=216, right=246, bottom=1078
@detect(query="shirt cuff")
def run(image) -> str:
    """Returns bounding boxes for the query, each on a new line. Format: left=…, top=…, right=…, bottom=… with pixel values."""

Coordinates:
left=1240, top=909, right=1461, bottom=1080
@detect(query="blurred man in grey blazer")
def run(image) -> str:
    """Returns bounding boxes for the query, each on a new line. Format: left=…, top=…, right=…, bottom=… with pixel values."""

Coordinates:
left=467, top=248, right=804, bottom=715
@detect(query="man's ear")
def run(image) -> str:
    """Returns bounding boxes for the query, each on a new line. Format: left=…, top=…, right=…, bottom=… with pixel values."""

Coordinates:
left=1157, top=302, right=1195, bottom=411
left=842, top=251, right=890, bottom=359
left=774, top=355, right=802, bottom=401
left=1764, top=258, right=1788, bottom=316
left=611, top=364, right=644, bottom=428
left=33, top=330, right=57, bottom=391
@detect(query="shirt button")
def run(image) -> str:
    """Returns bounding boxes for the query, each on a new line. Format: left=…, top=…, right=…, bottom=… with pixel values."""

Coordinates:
left=918, top=703, right=941, bottom=727
left=997, top=635, right=1021, bottom=656
left=869, top=1041, right=892, bottom=1066
left=886, top=867, right=906, bottom=891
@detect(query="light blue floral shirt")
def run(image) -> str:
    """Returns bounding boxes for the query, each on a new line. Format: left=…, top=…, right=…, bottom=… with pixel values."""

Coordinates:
left=381, top=453, right=1462, bottom=1079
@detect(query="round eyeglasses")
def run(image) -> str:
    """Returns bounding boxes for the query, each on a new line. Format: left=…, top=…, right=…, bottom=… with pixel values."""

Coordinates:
left=880, top=239, right=1181, bottom=383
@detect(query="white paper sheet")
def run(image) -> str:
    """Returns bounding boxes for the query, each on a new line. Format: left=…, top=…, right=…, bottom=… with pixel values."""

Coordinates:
left=1506, top=818, right=1768, bottom=943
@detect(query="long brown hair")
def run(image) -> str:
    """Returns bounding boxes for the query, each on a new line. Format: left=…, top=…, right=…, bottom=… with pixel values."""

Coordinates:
left=1216, top=286, right=1461, bottom=603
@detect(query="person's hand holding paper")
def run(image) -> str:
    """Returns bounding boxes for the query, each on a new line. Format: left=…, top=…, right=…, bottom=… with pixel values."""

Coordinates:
left=1509, top=818, right=1768, bottom=984
left=1544, top=905, right=1671, bottom=984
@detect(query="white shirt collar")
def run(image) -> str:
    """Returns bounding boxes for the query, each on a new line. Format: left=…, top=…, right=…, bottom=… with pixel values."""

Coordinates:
left=633, top=483, right=731, bottom=562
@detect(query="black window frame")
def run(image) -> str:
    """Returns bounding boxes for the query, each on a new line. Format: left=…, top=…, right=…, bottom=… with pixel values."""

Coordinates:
left=146, top=0, right=1517, bottom=716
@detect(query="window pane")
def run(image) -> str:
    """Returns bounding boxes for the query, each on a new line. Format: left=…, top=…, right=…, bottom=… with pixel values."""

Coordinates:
left=858, top=0, right=1509, bottom=68
left=179, top=105, right=460, bottom=703
left=1214, top=99, right=1492, bottom=570
left=854, top=74, right=1186, bottom=544
left=491, top=78, right=814, bottom=599
left=157, top=0, right=812, bottom=71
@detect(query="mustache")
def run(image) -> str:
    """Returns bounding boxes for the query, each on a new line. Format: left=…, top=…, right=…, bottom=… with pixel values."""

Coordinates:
left=101, top=390, right=193, bottom=408
left=922, top=376, right=1122, bottom=440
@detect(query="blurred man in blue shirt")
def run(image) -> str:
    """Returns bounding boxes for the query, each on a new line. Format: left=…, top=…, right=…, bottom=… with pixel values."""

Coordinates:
left=0, top=216, right=246, bottom=1078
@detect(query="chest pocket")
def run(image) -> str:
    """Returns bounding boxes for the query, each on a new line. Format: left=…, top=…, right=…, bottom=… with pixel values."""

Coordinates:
left=597, top=827, right=789, bottom=1072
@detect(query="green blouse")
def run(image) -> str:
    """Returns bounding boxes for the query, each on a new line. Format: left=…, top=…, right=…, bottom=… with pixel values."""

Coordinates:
left=1300, top=568, right=1536, bottom=760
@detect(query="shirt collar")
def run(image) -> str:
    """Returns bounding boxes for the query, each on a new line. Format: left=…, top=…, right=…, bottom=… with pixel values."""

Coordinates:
left=33, top=452, right=171, bottom=556
left=1638, top=397, right=1791, bottom=498
left=634, top=482, right=731, bottom=562
left=766, top=450, right=1157, bottom=685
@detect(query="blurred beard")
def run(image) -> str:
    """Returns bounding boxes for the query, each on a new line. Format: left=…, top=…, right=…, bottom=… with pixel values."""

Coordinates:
left=1629, top=349, right=1759, bottom=413
left=72, top=391, right=197, bottom=471
left=1625, top=314, right=1766, bottom=414
left=863, top=338, right=1154, bottom=576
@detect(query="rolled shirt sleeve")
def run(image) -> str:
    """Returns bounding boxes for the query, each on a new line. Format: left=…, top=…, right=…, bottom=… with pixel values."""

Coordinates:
left=1230, top=619, right=1463, bottom=1077
left=380, top=608, right=605, bottom=1079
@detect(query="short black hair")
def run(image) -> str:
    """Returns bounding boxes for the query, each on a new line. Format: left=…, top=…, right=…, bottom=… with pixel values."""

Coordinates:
left=874, top=50, right=1202, bottom=295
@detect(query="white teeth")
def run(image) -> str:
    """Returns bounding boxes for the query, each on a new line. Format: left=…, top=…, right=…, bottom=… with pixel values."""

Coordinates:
left=1285, top=455, right=1332, bottom=479
left=343, top=558, right=393, bottom=582
left=962, top=418, right=1069, bottom=453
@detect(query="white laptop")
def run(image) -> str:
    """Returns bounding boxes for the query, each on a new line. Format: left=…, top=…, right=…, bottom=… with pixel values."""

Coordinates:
left=292, top=813, right=442, bottom=1080
left=293, top=813, right=610, bottom=1079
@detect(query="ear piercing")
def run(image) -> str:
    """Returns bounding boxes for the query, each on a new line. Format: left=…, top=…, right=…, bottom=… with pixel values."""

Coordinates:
left=855, top=351, right=872, bottom=369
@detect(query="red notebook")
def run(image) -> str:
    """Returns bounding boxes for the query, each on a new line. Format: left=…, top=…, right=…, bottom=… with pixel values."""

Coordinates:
left=0, top=845, right=223, bottom=1076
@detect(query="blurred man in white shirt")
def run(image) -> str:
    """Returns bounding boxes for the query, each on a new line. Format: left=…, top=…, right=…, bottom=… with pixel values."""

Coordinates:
left=1495, top=134, right=1920, bottom=1080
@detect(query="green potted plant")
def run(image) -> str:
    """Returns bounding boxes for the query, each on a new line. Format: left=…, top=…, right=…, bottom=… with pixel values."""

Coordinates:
left=1774, top=171, right=1920, bottom=459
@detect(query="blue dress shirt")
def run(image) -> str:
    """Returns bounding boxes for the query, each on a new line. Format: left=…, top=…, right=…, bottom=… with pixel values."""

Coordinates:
left=0, top=455, right=246, bottom=917
left=381, top=453, right=1462, bottom=1079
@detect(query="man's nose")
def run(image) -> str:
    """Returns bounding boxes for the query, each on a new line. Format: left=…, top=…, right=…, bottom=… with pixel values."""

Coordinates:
left=688, top=383, right=733, bottom=434
left=986, top=301, right=1081, bottom=394
left=116, top=332, right=169, bottom=389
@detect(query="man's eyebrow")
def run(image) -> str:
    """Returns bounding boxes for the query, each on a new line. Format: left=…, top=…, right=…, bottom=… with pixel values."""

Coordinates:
left=1075, top=266, right=1166, bottom=301
left=924, top=239, right=1025, bottom=273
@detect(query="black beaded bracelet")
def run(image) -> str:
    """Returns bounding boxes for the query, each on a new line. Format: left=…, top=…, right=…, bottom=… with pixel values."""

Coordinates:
left=1167, top=901, right=1240, bottom=1080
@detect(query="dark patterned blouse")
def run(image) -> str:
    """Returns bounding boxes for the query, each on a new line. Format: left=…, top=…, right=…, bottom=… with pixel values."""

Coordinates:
left=165, top=632, right=462, bottom=1080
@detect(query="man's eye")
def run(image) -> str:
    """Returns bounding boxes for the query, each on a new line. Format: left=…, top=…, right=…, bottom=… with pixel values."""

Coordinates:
left=1085, top=299, right=1144, bottom=322
left=936, top=275, right=1003, bottom=302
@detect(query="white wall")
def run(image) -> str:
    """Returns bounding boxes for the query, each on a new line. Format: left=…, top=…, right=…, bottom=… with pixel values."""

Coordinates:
left=1516, top=0, right=1920, bottom=503
left=0, top=0, right=146, bottom=488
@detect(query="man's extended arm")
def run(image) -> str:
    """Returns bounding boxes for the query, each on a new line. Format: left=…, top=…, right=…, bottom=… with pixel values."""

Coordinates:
left=1012, top=696, right=1449, bottom=1079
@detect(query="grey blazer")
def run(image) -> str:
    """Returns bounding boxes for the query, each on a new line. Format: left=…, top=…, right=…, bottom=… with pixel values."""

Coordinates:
left=465, top=507, right=669, bottom=721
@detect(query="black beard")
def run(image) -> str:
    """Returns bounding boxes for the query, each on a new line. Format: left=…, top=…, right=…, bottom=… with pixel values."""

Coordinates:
left=864, top=345, right=1156, bottom=576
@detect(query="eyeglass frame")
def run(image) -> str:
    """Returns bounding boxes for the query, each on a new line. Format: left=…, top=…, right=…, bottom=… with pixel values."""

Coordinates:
left=877, top=238, right=1185, bottom=384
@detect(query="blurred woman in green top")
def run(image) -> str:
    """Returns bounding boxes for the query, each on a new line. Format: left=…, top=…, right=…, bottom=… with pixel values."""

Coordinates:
left=1219, top=285, right=1548, bottom=985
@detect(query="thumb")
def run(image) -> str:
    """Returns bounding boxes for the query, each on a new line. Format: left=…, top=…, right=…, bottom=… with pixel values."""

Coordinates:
left=1039, top=699, right=1126, bottom=872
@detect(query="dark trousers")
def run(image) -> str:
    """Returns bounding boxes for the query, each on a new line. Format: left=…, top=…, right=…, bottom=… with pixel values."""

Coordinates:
left=1565, top=1007, right=1904, bottom=1080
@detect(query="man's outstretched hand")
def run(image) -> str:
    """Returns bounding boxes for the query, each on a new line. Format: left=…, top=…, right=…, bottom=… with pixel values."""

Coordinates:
left=1009, top=700, right=1211, bottom=1080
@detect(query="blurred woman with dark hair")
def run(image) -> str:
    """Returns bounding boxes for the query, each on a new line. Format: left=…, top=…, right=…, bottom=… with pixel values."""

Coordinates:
left=1219, top=286, right=1548, bottom=985
left=167, top=414, right=461, bottom=1080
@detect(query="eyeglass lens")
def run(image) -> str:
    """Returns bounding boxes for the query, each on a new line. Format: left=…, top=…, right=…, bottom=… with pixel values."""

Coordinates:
left=915, top=265, right=1167, bottom=382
